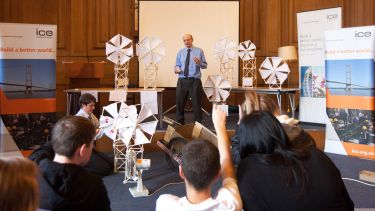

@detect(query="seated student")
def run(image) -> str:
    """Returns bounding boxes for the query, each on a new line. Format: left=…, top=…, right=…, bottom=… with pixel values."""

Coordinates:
left=0, top=157, right=39, bottom=211
left=76, top=93, right=113, bottom=176
left=38, top=116, right=111, bottom=211
left=237, top=111, right=354, bottom=211
left=156, top=105, right=242, bottom=211
left=76, top=93, right=99, bottom=129
left=232, top=91, right=315, bottom=165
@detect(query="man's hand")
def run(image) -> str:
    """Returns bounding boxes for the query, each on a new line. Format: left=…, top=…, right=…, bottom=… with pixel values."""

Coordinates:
left=174, top=67, right=182, bottom=74
left=212, top=104, right=227, bottom=131
left=193, top=56, right=201, bottom=65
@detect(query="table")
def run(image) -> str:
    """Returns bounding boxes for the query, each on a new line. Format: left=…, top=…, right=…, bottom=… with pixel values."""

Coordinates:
left=64, top=88, right=165, bottom=128
left=231, top=86, right=300, bottom=118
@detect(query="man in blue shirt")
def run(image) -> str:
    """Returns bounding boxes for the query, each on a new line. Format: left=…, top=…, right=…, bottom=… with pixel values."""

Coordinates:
left=174, top=34, right=207, bottom=124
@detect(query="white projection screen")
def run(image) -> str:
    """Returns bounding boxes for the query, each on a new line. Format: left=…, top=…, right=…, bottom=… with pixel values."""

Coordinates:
left=139, top=1, right=239, bottom=87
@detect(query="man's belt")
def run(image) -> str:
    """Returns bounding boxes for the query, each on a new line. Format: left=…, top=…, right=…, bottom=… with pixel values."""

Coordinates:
left=181, top=77, right=198, bottom=80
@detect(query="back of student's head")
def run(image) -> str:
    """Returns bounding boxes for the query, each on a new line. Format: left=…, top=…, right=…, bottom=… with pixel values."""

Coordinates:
left=79, top=93, right=96, bottom=108
left=242, top=92, right=279, bottom=116
left=0, top=157, right=39, bottom=211
left=238, top=111, right=290, bottom=157
left=181, top=140, right=220, bottom=191
left=238, top=111, right=311, bottom=193
left=51, top=115, right=95, bottom=158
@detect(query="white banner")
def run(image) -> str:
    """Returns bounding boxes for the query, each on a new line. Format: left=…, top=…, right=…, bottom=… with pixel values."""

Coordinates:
left=0, top=23, right=57, bottom=150
left=324, top=26, right=375, bottom=160
left=297, top=8, right=341, bottom=124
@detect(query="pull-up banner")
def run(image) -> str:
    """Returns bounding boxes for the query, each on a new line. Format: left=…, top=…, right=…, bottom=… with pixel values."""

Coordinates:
left=0, top=23, right=57, bottom=150
left=297, top=7, right=342, bottom=124
left=324, top=26, right=375, bottom=160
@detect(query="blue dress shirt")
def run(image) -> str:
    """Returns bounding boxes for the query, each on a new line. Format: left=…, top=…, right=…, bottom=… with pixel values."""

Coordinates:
left=175, top=46, right=207, bottom=79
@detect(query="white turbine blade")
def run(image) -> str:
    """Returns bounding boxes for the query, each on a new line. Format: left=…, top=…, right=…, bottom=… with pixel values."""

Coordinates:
left=226, top=40, right=237, bottom=50
left=218, top=79, right=232, bottom=89
left=218, top=89, right=230, bottom=101
left=107, top=51, right=120, bottom=64
left=139, top=120, right=158, bottom=135
left=118, top=102, right=129, bottom=116
left=151, top=52, right=163, bottom=64
left=275, top=71, right=288, bottom=84
left=110, top=35, right=120, bottom=47
left=138, top=105, right=153, bottom=123
left=211, top=89, right=221, bottom=102
left=204, top=76, right=215, bottom=88
left=226, top=50, right=236, bottom=60
left=266, top=72, right=277, bottom=84
left=150, top=38, right=162, bottom=49
left=243, top=40, right=250, bottom=48
left=261, top=58, right=274, bottom=70
left=122, top=47, right=134, bottom=57
left=214, top=39, right=227, bottom=53
left=259, top=68, right=273, bottom=79
left=106, top=42, right=117, bottom=55
left=276, top=63, right=290, bottom=73
left=249, top=43, right=256, bottom=50
left=272, top=57, right=283, bottom=69
left=118, top=53, right=130, bottom=65
left=203, top=87, right=215, bottom=98
left=118, top=127, right=135, bottom=146
left=211, top=75, right=222, bottom=87
left=123, top=105, right=138, bottom=121
left=115, top=117, right=136, bottom=129
left=142, top=53, right=152, bottom=65
left=99, top=116, right=114, bottom=128
left=249, top=50, right=255, bottom=58
left=120, top=35, right=132, bottom=49
left=104, top=128, right=117, bottom=141
left=134, top=129, right=151, bottom=145
left=103, top=102, right=119, bottom=119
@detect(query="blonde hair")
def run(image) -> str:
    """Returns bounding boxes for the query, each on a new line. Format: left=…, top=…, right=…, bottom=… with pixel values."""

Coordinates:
left=242, top=91, right=279, bottom=116
left=0, top=157, right=39, bottom=211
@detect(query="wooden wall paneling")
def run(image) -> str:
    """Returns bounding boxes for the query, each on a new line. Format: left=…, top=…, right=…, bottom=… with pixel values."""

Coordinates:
left=284, top=0, right=343, bottom=46
left=343, top=0, right=375, bottom=27
left=265, top=0, right=281, bottom=56
left=70, top=0, right=87, bottom=56
left=0, top=0, right=4, bottom=21
left=3, top=0, right=57, bottom=24
left=56, top=0, right=70, bottom=56
left=87, top=0, right=115, bottom=56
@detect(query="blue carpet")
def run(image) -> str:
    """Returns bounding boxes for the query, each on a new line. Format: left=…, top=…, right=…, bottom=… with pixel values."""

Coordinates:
left=103, top=150, right=375, bottom=211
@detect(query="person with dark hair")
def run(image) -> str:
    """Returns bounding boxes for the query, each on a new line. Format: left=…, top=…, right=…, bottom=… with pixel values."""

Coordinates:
left=38, top=116, right=111, bottom=211
left=236, top=111, right=353, bottom=211
left=156, top=105, right=242, bottom=211
left=76, top=93, right=99, bottom=129
left=232, top=91, right=316, bottom=165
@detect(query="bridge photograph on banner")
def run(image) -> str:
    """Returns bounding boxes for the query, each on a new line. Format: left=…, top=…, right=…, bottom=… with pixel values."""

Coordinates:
left=0, top=23, right=57, bottom=150
left=324, top=26, right=375, bottom=160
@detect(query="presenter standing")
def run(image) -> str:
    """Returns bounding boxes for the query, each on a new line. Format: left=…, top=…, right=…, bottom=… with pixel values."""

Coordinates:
left=174, top=34, right=207, bottom=125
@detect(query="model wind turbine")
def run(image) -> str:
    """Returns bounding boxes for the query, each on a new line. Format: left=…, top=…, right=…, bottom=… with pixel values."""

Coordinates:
left=137, top=36, right=166, bottom=89
left=213, top=38, right=237, bottom=84
left=99, top=102, right=158, bottom=197
left=106, top=34, right=134, bottom=90
left=238, top=40, right=257, bottom=87
left=203, top=75, right=232, bottom=104
left=259, top=57, right=290, bottom=89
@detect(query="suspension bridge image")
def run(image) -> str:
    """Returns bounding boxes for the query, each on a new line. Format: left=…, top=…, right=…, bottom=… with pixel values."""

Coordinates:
left=0, top=61, right=56, bottom=99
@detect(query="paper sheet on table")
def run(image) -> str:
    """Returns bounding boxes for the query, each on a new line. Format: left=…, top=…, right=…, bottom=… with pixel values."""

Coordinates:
left=109, top=90, right=127, bottom=102
left=140, top=91, right=158, bottom=114
left=81, top=90, right=98, bottom=101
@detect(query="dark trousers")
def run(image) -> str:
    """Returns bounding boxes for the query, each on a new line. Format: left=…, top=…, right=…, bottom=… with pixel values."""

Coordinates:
left=176, top=78, right=203, bottom=124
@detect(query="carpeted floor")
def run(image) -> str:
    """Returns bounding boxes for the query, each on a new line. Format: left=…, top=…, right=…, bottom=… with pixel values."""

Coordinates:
left=103, top=150, right=375, bottom=211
